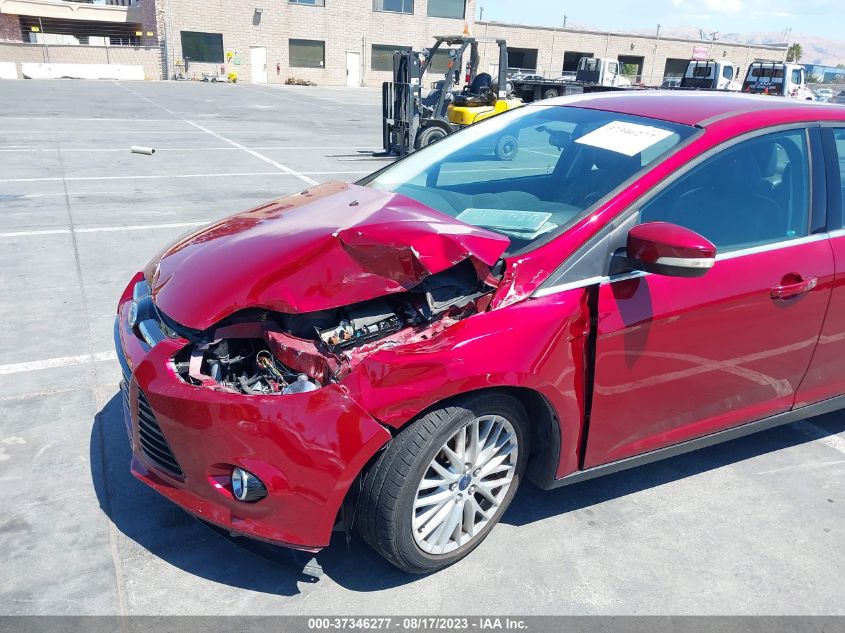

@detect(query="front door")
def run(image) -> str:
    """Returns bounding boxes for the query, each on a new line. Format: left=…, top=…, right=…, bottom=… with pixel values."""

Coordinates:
left=585, top=128, right=833, bottom=468
left=346, top=51, right=360, bottom=87
left=250, top=47, right=267, bottom=84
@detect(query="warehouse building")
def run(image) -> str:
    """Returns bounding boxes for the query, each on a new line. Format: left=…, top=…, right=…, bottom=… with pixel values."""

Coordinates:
left=0, top=0, right=786, bottom=85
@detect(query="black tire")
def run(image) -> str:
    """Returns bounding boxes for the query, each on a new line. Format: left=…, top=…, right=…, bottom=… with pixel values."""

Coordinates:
left=543, top=88, right=560, bottom=99
left=495, top=134, right=519, bottom=161
left=414, top=125, right=449, bottom=149
left=356, top=392, right=530, bottom=574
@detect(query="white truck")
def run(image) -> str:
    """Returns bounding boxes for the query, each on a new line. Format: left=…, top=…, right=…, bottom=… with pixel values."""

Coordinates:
left=742, top=61, right=815, bottom=100
left=510, top=57, right=632, bottom=102
left=576, top=56, right=633, bottom=89
left=680, top=59, right=742, bottom=91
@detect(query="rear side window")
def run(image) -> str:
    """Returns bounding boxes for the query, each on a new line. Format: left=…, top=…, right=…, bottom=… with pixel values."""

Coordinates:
left=833, top=129, right=845, bottom=226
left=640, top=130, right=810, bottom=252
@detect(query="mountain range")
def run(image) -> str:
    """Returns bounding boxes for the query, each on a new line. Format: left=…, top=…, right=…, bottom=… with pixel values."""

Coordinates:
left=628, top=26, right=845, bottom=67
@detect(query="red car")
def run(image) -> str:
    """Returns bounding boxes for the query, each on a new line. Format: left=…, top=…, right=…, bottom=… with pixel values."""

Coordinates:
left=115, top=92, right=845, bottom=573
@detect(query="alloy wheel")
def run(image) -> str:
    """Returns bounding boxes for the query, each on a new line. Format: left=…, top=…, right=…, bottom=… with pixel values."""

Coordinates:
left=412, top=414, right=518, bottom=555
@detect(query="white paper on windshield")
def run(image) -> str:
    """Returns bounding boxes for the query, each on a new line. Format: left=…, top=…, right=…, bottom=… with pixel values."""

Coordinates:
left=575, top=121, right=675, bottom=157
left=457, top=209, right=552, bottom=232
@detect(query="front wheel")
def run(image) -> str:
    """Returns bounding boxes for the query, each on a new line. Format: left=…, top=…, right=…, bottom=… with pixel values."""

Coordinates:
left=414, top=125, right=449, bottom=149
left=356, top=393, right=529, bottom=573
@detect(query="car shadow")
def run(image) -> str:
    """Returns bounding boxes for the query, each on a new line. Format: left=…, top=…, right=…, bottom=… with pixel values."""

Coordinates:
left=91, top=392, right=845, bottom=594
left=90, top=392, right=413, bottom=596
left=502, top=410, right=845, bottom=528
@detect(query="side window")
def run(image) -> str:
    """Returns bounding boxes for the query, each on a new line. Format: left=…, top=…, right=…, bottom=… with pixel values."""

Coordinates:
left=833, top=129, right=845, bottom=226
left=723, top=65, right=734, bottom=80
left=640, top=130, right=810, bottom=252
left=791, top=69, right=802, bottom=85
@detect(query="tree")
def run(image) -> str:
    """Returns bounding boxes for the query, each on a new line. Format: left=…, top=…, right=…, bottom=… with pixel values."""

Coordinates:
left=786, top=43, right=803, bottom=63
left=838, top=63, right=845, bottom=69
left=621, top=63, right=639, bottom=79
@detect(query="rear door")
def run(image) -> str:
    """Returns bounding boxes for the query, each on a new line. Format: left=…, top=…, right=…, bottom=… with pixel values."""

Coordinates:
left=795, top=126, right=845, bottom=405
left=584, top=127, right=834, bottom=468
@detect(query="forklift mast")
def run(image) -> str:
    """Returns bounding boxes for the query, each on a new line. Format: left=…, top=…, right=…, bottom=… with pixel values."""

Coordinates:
left=382, top=35, right=510, bottom=157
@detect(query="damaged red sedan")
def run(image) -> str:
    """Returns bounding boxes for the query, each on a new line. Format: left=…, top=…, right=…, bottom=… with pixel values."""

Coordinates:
left=115, top=92, right=845, bottom=573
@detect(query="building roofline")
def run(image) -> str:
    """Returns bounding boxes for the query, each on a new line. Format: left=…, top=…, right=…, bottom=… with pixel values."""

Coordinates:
left=474, top=20, right=789, bottom=52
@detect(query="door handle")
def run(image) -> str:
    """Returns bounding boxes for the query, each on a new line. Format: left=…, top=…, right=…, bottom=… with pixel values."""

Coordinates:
left=771, top=276, right=818, bottom=299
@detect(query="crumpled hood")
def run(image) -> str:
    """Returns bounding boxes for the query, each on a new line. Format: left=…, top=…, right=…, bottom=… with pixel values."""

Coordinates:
left=146, top=182, right=510, bottom=331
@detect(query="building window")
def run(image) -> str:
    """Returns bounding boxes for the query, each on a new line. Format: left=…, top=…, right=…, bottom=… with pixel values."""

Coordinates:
left=180, top=31, right=224, bottom=63
left=428, top=49, right=455, bottom=74
left=289, top=39, right=325, bottom=68
left=427, top=0, right=464, bottom=18
left=508, top=47, right=538, bottom=72
left=373, top=0, right=413, bottom=14
left=371, top=44, right=411, bottom=71
left=289, top=0, right=325, bottom=5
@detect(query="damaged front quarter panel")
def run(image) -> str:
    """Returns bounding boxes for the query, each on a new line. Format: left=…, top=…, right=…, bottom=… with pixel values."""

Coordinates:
left=170, top=258, right=501, bottom=397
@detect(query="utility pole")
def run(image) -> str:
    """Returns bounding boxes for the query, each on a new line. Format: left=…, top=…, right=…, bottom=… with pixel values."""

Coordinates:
left=707, top=30, right=719, bottom=58
left=479, top=6, right=484, bottom=21
left=563, top=15, right=568, bottom=29
left=649, top=24, right=660, bottom=86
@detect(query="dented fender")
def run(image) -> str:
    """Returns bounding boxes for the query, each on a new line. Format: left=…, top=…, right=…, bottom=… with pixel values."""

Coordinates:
left=341, top=289, right=593, bottom=478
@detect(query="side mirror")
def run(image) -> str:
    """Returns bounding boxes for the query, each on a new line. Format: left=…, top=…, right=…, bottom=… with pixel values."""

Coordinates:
left=626, top=222, right=716, bottom=278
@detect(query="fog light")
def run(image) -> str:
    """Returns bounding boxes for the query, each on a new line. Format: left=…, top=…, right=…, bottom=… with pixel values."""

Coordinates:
left=231, top=467, right=267, bottom=502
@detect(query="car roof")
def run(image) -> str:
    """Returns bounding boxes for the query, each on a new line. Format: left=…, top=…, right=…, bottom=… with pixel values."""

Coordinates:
left=544, top=90, right=845, bottom=127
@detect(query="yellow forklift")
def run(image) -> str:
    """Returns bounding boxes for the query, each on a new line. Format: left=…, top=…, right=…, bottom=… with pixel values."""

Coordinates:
left=382, top=35, right=523, bottom=156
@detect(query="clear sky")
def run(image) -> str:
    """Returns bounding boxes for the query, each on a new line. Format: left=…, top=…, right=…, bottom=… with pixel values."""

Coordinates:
left=475, top=0, right=840, bottom=40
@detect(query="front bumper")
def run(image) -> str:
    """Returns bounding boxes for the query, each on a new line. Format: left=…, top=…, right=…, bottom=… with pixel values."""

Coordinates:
left=114, top=291, right=391, bottom=550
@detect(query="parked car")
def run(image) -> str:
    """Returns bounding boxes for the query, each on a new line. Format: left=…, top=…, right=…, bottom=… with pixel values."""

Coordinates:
left=832, top=91, right=845, bottom=105
left=510, top=72, right=545, bottom=82
left=116, top=92, right=845, bottom=574
left=815, top=88, right=836, bottom=102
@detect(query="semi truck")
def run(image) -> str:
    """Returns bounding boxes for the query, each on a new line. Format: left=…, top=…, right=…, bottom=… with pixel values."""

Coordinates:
left=742, top=61, right=815, bottom=100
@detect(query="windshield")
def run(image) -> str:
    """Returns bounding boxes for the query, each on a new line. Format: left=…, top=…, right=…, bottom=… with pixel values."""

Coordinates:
left=365, top=105, right=697, bottom=252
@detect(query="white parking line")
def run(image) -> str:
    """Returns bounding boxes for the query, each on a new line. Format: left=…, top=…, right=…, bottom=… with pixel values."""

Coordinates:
left=183, top=119, right=320, bottom=186
left=791, top=420, right=845, bottom=454
left=0, top=221, right=208, bottom=239
left=0, top=170, right=373, bottom=183
left=0, top=146, right=372, bottom=152
left=0, top=117, right=179, bottom=122
left=113, top=82, right=319, bottom=187
left=0, top=172, right=281, bottom=183
left=0, top=130, right=210, bottom=135
left=0, top=351, right=116, bottom=376
left=301, top=170, right=372, bottom=175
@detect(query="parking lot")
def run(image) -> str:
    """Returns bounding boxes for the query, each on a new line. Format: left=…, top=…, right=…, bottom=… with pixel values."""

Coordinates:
left=1, top=80, right=844, bottom=616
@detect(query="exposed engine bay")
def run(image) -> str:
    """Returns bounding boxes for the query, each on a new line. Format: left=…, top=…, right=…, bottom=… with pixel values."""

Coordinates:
left=171, top=260, right=493, bottom=395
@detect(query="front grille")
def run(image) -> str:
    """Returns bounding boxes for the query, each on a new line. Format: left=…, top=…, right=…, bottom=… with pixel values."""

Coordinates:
left=136, top=390, right=184, bottom=478
left=121, top=380, right=130, bottom=415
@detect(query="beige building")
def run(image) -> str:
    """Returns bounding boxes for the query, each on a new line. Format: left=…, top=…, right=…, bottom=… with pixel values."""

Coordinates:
left=0, top=0, right=786, bottom=85
left=476, top=20, right=787, bottom=86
